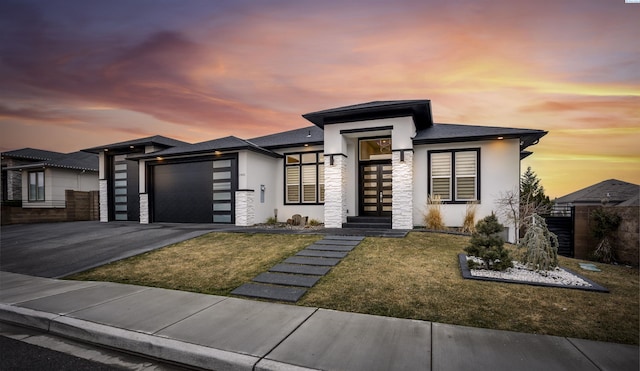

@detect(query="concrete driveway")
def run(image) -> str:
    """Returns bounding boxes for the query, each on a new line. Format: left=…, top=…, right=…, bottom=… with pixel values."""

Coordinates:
left=0, top=221, right=216, bottom=278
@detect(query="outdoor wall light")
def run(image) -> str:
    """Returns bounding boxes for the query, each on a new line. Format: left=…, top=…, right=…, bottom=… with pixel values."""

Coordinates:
left=497, top=136, right=504, bottom=140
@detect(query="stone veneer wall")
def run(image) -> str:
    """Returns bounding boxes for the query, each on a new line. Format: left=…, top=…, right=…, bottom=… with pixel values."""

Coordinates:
left=392, top=150, right=413, bottom=229
left=324, top=155, right=347, bottom=228
left=99, top=179, right=108, bottom=222
left=235, top=190, right=255, bottom=226
left=139, top=193, right=149, bottom=224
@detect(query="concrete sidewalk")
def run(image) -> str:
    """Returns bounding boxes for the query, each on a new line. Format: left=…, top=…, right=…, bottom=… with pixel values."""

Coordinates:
left=0, top=271, right=637, bottom=371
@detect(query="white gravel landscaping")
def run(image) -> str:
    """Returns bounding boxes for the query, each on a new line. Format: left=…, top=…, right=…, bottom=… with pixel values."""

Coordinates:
left=459, top=254, right=609, bottom=292
left=466, top=256, right=592, bottom=287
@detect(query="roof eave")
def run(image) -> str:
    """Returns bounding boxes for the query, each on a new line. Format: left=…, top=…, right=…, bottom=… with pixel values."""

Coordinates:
left=5, top=162, right=98, bottom=172
left=259, top=140, right=325, bottom=150
left=303, top=100, right=433, bottom=130
left=131, top=145, right=282, bottom=160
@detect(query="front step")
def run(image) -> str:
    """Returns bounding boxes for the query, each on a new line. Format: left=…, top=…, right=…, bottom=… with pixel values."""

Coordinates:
left=343, top=216, right=392, bottom=229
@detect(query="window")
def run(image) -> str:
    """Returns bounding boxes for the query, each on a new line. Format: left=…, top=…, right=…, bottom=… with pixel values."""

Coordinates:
left=28, top=171, right=45, bottom=202
left=285, top=152, right=324, bottom=204
left=428, top=149, right=479, bottom=202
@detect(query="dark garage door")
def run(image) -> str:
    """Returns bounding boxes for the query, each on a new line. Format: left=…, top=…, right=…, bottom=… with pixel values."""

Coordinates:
left=153, top=161, right=214, bottom=223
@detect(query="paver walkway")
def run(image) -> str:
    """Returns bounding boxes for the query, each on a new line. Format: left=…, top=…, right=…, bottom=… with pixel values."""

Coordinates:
left=231, top=235, right=364, bottom=302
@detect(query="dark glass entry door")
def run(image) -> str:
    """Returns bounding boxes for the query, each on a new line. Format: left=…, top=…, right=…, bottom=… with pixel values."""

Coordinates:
left=359, top=163, right=392, bottom=216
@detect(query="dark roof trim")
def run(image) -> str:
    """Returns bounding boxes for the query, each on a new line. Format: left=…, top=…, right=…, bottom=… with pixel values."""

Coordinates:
left=303, top=100, right=433, bottom=130
left=259, top=141, right=324, bottom=150
left=82, top=135, right=188, bottom=154
left=413, top=130, right=548, bottom=152
left=5, top=162, right=98, bottom=172
left=340, top=125, right=394, bottom=135
left=130, top=143, right=282, bottom=160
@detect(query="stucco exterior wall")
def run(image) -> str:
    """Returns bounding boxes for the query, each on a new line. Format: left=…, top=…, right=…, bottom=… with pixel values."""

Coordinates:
left=413, top=138, right=521, bottom=242
left=239, top=151, right=279, bottom=224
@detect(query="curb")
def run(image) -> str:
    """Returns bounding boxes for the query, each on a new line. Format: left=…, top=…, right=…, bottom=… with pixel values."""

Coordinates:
left=0, top=303, right=257, bottom=370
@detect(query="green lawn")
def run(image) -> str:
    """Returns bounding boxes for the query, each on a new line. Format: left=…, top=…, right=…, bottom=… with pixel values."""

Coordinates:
left=68, top=232, right=639, bottom=345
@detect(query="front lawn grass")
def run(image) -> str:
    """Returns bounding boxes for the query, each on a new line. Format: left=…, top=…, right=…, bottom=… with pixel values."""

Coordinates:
left=68, top=231, right=639, bottom=345
left=68, top=233, right=320, bottom=296
left=300, top=232, right=639, bottom=345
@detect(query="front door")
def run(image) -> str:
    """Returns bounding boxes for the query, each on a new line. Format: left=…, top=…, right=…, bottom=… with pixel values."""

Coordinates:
left=359, top=162, right=392, bottom=216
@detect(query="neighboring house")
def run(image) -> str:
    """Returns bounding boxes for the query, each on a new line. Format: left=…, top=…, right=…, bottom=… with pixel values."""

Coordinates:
left=82, top=100, right=547, bottom=242
left=1, top=148, right=99, bottom=208
left=555, top=179, right=639, bottom=207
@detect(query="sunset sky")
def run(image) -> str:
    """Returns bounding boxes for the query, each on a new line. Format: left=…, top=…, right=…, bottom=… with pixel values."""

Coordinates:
left=1, top=0, right=638, bottom=198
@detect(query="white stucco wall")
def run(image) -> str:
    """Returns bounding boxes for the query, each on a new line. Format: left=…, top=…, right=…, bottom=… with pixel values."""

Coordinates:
left=239, top=150, right=280, bottom=224
left=413, top=138, right=521, bottom=242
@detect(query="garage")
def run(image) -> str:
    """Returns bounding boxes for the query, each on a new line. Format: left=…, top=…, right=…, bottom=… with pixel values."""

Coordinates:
left=151, top=157, right=237, bottom=223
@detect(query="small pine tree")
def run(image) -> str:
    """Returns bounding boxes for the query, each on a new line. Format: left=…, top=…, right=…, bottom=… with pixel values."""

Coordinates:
left=518, top=213, right=559, bottom=271
left=464, top=213, right=512, bottom=271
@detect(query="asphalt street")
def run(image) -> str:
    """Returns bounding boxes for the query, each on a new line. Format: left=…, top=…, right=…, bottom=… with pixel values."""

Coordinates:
left=0, top=335, right=121, bottom=371
left=0, top=221, right=215, bottom=277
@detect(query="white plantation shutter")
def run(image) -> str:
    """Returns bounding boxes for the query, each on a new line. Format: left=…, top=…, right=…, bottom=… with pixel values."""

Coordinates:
left=302, top=165, right=316, bottom=202
left=455, top=151, right=477, bottom=200
left=286, top=166, right=300, bottom=203
left=431, top=152, right=451, bottom=200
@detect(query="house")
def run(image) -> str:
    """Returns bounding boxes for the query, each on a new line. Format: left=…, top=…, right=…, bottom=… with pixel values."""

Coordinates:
left=1, top=148, right=99, bottom=208
left=555, top=179, right=639, bottom=265
left=82, top=100, right=547, bottom=242
left=555, top=179, right=639, bottom=207
left=1, top=148, right=100, bottom=224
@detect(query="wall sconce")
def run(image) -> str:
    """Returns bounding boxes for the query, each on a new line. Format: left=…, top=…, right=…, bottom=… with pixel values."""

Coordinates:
left=400, top=150, right=405, bottom=162
left=330, top=155, right=334, bottom=166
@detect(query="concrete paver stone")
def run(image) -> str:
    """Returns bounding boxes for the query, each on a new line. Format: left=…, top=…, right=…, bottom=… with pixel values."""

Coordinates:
left=313, top=240, right=361, bottom=246
left=269, top=263, right=331, bottom=276
left=283, top=256, right=341, bottom=266
left=295, top=250, right=348, bottom=258
left=252, top=272, right=321, bottom=288
left=231, top=283, right=307, bottom=302
left=305, top=244, right=355, bottom=252
left=323, top=235, right=365, bottom=241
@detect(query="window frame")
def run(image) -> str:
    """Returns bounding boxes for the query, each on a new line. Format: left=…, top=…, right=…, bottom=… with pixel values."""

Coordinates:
left=428, top=148, right=480, bottom=204
left=28, top=170, right=45, bottom=202
left=284, top=151, right=324, bottom=205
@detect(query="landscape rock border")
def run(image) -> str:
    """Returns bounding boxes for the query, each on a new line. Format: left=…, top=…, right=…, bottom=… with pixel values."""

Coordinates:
left=458, top=254, right=609, bottom=293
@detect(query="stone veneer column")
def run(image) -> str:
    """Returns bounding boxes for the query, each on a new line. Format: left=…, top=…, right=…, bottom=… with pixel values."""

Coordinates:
left=235, top=190, right=255, bottom=226
left=392, top=150, right=413, bottom=229
left=99, top=179, right=108, bottom=222
left=139, top=193, right=149, bottom=224
left=324, top=155, right=347, bottom=228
